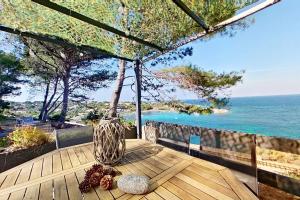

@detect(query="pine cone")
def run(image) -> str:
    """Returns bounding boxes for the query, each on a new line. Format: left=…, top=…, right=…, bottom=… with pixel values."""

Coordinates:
left=103, top=166, right=116, bottom=177
left=100, top=175, right=113, bottom=190
left=89, top=172, right=104, bottom=187
left=92, top=164, right=103, bottom=172
left=79, top=180, right=91, bottom=193
left=84, top=168, right=95, bottom=180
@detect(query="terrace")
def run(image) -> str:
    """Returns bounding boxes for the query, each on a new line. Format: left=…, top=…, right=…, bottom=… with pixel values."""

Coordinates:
left=0, top=139, right=258, bottom=200
left=2, top=0, right=299, bottom=200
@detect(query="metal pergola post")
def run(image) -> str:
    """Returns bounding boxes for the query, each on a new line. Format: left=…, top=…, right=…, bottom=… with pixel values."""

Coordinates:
left=134, top=59, right=142, bottom=139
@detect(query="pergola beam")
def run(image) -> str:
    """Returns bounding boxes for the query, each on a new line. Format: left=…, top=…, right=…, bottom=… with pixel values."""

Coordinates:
left=145, top=0, right=281, bottom=63
left=172, top=0, right=209, bottom=32
left=31, top=0, right=165, bottom=52
left=0, top=26, right=134, bottom=62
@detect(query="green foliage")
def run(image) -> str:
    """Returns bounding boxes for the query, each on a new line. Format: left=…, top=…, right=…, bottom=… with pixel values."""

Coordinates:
left=0, top=0, right=254, bottom=59
left=8, top=126, right=53, bottom=148
left=120, top=117, right=135, bottom=128
left=167, top=101, right=213, bottom=115
left=48, top=113, right=61, bottom=122
left=141, top=103, right=153, bottom=111
left=157, top=65, right=243, bottom=107
left=20, top=38, right=117, bottom=122
left=84, top=110, right=103, bottom=122
left=0, top=137, right=9, bottom=148
left=0, top=51, right=26, bottom=113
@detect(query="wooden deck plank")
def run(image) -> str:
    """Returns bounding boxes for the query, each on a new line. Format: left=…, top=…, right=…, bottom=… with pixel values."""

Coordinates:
left=8, top=189, right=25, bottom=200
left=42, top=155, right=53, bottom=177
left=124, top=156, right=157, bottom=178
left=154, top=151, right=182, bottom=165
left=155, top=186, right=181, bottom=200
left=149, top=159, right=192, bottom=191
left=39, top=180, right=53, bottom=200
left=65, top=173, right=82, bottom=200
left=150, top=155, right=173, bottom=168
left=192, top=158, right=225, bottom=171
left=23, top=184, right=40, bottom=200
left=120, top=162, right=146, bottom=176
left=144, top=192, right=164, bottom=200
left=181, top=169, right=239, bottom=200
left=220, top=169, right=258, bottom=200
left=60, top=150, right=72, bottom=170
left=95, top=186, right=115, bottom=200
left=54, top=176, right=69, bottom=200
left=29, top=159, right=43, bottom=180
left=0, top=161, right=95, bottom=196
left=15, top=163, right=32, bottom=184
left=0, top=193, right=10, bottom=200
left=120, top=160, right=149, bottom=177
left=163, top=147, right=192, bottom=160
left=190, top=162, right=224, bottom=178
left=133, top=149, right=169, bottom=171
left=81, top=146, right=95, bottom=162
left=176, top=173, right=233, bottom=200
left=144, top=157, right=169, bottom=171
left=130, top=152, right=163, bottom=174
left=10, top=163, right=32, bottom=200
left=0, top=170, right=20, bottom=189
left=67, top=148, right=81, bottom=167
left=169, top=177, right=215, bottom=200
left=186, top=164, right=230, bottom=188
left=52, top=151, right=63, bottom=173
left=162, top=181, right=198, bottom=200
left=74, top=147, right=88, bottom=164
left=0, top=174, right=7, bottom=187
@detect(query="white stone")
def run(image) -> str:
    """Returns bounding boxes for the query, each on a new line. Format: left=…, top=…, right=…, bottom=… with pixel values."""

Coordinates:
left=117, top=174, right=149, bottom=194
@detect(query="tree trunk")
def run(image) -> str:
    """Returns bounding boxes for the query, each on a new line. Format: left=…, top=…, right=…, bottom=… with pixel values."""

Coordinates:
left=39, top=81, right=50, bottom=121
left=59, top=69, right=71, bottom=123
left=108, top=60, right=126, bottom=118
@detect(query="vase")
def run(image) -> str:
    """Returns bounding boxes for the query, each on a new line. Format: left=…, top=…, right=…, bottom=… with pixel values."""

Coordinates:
left=93, top=118, right=126, bottom=165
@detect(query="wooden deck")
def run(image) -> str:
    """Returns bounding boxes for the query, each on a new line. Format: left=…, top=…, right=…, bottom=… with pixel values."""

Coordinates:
left=0, top=139, right=258, bottom=200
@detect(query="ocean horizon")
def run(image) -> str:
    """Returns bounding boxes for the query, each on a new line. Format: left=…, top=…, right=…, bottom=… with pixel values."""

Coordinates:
left=134, top=94, right=300, bottom=139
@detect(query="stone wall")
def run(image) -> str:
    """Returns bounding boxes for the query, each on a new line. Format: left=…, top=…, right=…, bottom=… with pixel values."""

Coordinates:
left=145, top=121, right=254, bottom=154
left=145, top=121, right=300, bottom=155
left=256, top=135, right=300, bottom=154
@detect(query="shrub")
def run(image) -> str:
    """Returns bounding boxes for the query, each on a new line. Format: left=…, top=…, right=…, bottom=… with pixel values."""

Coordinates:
left=84, top=110, right=103, bottom=122
left=142, top=103, right=153, bottom=111
left=120, top=117, right=135, bottom=128
left=48, top=113, right=61, bottom=122
left=9, top=126, right=53, bottom=148
left=0, top=137, right=9, bottom=148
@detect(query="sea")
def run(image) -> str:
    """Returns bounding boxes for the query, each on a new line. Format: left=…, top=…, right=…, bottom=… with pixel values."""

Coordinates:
left=132, top=95, right=300, bottom=139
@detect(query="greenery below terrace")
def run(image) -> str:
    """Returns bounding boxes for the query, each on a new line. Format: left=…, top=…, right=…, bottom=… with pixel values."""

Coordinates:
left=0, top=100, right=215, bottom=124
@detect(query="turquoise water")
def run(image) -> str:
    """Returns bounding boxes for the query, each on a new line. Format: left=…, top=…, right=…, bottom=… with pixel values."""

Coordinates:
left=136, top=95, right=300, bottom=139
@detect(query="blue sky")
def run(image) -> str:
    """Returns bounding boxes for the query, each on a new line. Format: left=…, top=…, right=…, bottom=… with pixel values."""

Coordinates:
left=3, top=0, right=300, bottom=102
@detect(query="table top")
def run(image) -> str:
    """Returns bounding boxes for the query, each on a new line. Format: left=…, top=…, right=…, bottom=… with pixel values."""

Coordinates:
left=0, top=139, right=258, bottom=200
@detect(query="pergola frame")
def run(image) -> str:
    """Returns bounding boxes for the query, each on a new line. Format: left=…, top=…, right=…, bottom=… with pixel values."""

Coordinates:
left=0, top=0, right=281, bottom=138
left=31, top=0, right=165, bottom=52
left=171, top=0, right=209, bottom=32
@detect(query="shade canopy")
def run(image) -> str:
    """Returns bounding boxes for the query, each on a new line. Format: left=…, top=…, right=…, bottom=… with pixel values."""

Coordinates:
left=0, top=0, right=280, bottom=62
